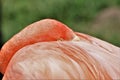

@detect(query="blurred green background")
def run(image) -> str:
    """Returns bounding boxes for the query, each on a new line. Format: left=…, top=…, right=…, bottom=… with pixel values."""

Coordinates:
left=1, top=0, right=120, bottom=46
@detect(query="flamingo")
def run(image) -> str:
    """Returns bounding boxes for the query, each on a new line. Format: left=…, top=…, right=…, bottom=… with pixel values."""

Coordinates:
left=0, top=19, right=120, bottom=80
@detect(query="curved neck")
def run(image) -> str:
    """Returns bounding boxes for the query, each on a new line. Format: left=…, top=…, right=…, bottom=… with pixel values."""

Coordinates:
left=0, top=19, right=76, bottom=74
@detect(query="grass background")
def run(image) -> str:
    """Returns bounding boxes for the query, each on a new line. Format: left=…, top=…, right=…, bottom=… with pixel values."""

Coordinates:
left=1, top=0, right=120, bottom=46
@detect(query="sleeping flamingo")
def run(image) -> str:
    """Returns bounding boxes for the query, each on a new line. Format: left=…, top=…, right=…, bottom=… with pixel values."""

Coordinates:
left=0, top=19, right=120, bottom=80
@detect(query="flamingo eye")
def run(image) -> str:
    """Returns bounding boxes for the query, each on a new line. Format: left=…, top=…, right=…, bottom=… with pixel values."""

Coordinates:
left=57, top=38, right=64, bottom=41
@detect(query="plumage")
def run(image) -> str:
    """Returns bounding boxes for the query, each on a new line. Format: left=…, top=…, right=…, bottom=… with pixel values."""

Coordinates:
left=0, top=19, right=120, bottom=80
